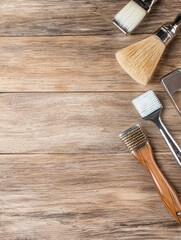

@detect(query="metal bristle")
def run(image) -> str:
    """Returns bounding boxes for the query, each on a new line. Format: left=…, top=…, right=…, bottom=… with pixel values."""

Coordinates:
left=132, top=90, right=163, bottom=119
left=119, top=124, right=148, bottom=152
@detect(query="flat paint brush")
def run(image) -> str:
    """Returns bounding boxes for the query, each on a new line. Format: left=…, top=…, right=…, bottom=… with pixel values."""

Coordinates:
left=113, top=0, right=158, bottom=35
left=120, top=124, right=181, bottom=224
left=132, top=90, right=181, bottom=167
left=116, top=13, right=181, bottom=86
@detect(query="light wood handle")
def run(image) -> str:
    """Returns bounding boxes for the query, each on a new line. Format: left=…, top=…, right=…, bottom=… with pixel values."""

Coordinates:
left=133, top=144, right=181, bottom=224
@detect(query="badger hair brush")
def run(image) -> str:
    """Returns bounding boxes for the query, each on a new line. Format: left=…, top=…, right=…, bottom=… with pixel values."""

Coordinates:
left=116, top=13, right=181, bottom=86
left=132, top=90, right=181, bottom=167
left=113, top=0, right=158, bottom=35
left=120, top=124, right=181, bottom=224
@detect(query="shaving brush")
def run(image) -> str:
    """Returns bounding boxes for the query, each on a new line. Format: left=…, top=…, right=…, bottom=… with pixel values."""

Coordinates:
left=116, top=13, right=181, bottom=86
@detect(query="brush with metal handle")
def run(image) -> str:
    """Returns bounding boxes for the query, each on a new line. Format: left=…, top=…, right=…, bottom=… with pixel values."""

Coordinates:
left=132, top=90, right=181, bottom=167
left=120, top=124, right=181, bottom=224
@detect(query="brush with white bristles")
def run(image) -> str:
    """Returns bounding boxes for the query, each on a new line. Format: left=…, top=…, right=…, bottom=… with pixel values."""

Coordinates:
left=132, top=90, right=181, bottom=167
left=116, top=13, right=181, bottom=86
left=113, top=0, right=158, bottom=35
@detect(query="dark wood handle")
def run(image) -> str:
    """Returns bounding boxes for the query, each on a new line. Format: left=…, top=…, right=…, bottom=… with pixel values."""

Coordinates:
left=133, top=144, right=181, bottom=224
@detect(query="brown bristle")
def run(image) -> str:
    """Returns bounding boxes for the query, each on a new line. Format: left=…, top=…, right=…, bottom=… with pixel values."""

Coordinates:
left=115, top=35, right=165, bottom=86
left=120, top=124, right=148, bottom=152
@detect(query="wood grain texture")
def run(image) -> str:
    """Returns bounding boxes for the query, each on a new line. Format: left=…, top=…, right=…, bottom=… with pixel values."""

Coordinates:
left=0, top=153, right=180, bottom=240
left=0, top=35, right=180, bottom=92
left=0, top=92, right=181, bottom=154
left=0, top=0, right=180, bottom=36
left=1, top=0, right=181, bottom=238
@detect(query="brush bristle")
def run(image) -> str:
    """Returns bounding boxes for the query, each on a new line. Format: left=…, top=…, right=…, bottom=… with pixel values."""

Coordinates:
left=132, top=90, right=163, bottom=119
left=113, top=0, right=146, bottom=34
left=120, top=124, right=148, bottom=152
left=115, top=35, right=166, bottom=85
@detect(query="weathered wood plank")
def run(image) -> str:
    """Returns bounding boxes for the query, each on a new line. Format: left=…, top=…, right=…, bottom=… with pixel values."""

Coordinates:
left=0, top=0, right=180, bottom=238
left=0, top=35, right=180, bottom=92
left=0, top=92, right=181, bottom=153
left=0, top=0, right=180, bottom=36
left=0, top=153, right=180, bottom=240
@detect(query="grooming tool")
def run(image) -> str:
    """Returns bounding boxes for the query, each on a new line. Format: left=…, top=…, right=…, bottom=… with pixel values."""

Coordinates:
left=161, top=69, right=181, bottom=115
left=132, top=90, right=181, bottom=167
left=113, top=0, right=158, bottom=35
left=120, top=124, right=181, bottom=224
left=116, top=13, right=181, bottom=86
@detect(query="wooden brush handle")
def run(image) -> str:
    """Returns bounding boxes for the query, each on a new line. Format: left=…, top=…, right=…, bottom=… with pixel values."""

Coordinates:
left=133, top=144, right=181, bottom=224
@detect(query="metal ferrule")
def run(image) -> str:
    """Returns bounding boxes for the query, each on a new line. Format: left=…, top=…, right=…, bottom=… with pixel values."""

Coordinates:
left=133, top=0, right=158, bottom=13
left=155, top=13, right=181, bottom=46
left=155, top=27, right=174, bottom=46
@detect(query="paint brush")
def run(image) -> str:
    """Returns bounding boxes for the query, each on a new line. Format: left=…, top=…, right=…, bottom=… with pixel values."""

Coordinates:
left=113, top=0, right=158, bottom=35
left=132, top=90, right=181, bottom=167
left=116, top=13, right=181, bottom=86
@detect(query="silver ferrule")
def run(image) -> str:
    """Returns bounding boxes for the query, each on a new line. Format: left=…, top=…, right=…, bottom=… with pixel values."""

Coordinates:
left=155, top=13, right=181, bottom=46
left=133, top=0, right=158, bottom=13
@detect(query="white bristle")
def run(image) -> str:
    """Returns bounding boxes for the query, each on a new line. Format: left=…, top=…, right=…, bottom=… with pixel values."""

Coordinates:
left=116, top=35, right=166, bottom=85
left=132, top=90, right=163, bottom=118
left=114, top=0, right=146, bottom=34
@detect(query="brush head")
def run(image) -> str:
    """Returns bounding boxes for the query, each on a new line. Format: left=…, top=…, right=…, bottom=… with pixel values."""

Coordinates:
left=132, top=90, right=163, bottom=119
left=115, top=35, right=165, bottom=85
left=120, top=124, right=148, bottom=152
left=113, top=0, right=147, bottom=35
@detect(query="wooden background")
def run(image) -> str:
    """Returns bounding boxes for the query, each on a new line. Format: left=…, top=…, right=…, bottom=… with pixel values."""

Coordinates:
left=0, top=0, right=181, bottom=239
